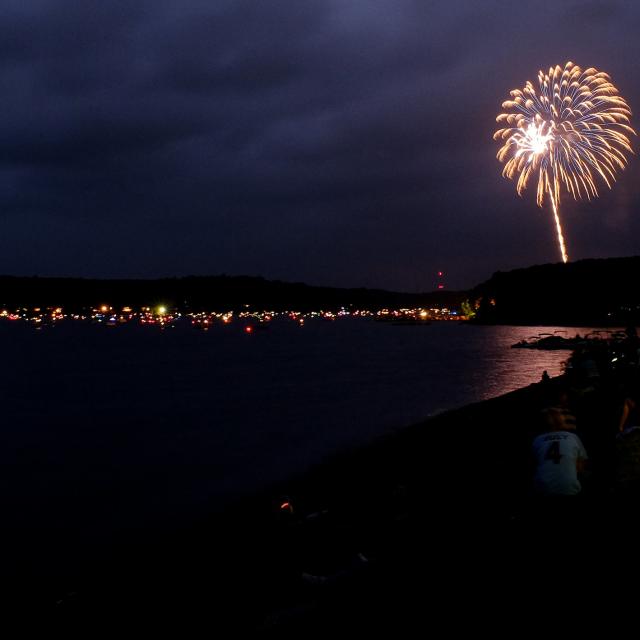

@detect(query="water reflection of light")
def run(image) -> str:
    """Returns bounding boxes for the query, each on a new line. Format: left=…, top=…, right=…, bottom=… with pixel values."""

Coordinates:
left=468, top=325, right=618, bottom=401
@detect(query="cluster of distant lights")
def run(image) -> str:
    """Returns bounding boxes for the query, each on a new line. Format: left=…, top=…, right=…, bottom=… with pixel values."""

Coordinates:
left=0, top=305, right=462, bottom=330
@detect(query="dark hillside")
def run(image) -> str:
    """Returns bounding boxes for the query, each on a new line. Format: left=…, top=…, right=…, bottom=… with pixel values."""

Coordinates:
left=0, top=274, right=465, bottom=312
left=470, top=256, right=640, bottom=325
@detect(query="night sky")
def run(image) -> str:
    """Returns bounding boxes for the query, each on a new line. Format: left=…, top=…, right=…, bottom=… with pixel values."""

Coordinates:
left=2, top=0, right=640, bottom=291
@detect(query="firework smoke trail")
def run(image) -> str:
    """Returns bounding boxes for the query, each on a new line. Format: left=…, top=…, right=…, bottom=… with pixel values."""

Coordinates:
left=550, top=192, right=567, bottom=264
left=494, top=62, right=635, bottom=263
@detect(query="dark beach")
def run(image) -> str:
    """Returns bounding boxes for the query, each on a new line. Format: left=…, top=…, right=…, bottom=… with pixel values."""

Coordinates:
left=29, top=343, right=639, bottom=632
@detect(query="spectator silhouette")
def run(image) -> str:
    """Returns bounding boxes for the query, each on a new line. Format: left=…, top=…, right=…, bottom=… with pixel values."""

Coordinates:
left=530, top=387, right=588, bottom=531
left=615, top=393, right=640, bottom=495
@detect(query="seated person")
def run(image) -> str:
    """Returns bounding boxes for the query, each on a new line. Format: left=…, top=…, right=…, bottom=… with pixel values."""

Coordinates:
left=615, top=394, right=640, bottom=492
left=532, top=392, right=587, bottom=496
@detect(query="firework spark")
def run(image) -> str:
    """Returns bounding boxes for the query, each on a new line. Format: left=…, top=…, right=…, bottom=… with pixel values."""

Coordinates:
left=494, top=61, right=635, bottom=263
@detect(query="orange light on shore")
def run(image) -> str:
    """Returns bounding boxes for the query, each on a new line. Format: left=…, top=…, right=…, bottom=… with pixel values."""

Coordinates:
left=280, top=501, right=293, bottom=513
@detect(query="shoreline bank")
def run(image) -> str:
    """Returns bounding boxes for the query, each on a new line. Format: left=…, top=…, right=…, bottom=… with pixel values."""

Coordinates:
left=20, top=327, right=640, bottom=631
left=39, top=377, right=564, bottom=628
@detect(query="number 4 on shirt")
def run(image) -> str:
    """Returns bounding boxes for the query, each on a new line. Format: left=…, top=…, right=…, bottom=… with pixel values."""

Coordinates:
left=545, top=441, right=563, bottom=464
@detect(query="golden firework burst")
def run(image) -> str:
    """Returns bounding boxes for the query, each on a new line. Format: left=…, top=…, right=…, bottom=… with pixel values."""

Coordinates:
left=494, top=61, right=635, bottom=263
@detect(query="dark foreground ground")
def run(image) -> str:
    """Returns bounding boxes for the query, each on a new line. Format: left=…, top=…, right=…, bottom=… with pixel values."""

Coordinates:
left=9, top=368, right=640, bottom=633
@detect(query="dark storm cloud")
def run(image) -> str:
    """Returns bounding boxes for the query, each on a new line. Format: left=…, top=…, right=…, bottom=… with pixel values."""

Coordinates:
left=1, top=0, right=640, bottom=289
left=562, top=1, right=622, bottom=24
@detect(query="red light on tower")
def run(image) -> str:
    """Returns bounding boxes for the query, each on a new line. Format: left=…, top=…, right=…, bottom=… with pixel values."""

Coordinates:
left=436, top=271, right=445, bottom=290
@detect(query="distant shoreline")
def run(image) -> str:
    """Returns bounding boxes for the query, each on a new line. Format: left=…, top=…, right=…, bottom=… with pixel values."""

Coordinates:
left=0, top=273, right=465, bottom=312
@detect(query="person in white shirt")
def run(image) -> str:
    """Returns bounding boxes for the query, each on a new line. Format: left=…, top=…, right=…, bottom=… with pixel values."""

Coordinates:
left=532, top=395, right=588, bottom=496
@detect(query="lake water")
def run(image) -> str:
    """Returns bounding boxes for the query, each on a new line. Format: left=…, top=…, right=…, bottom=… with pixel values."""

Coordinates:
left=0, top=319, right=593, bottom=567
